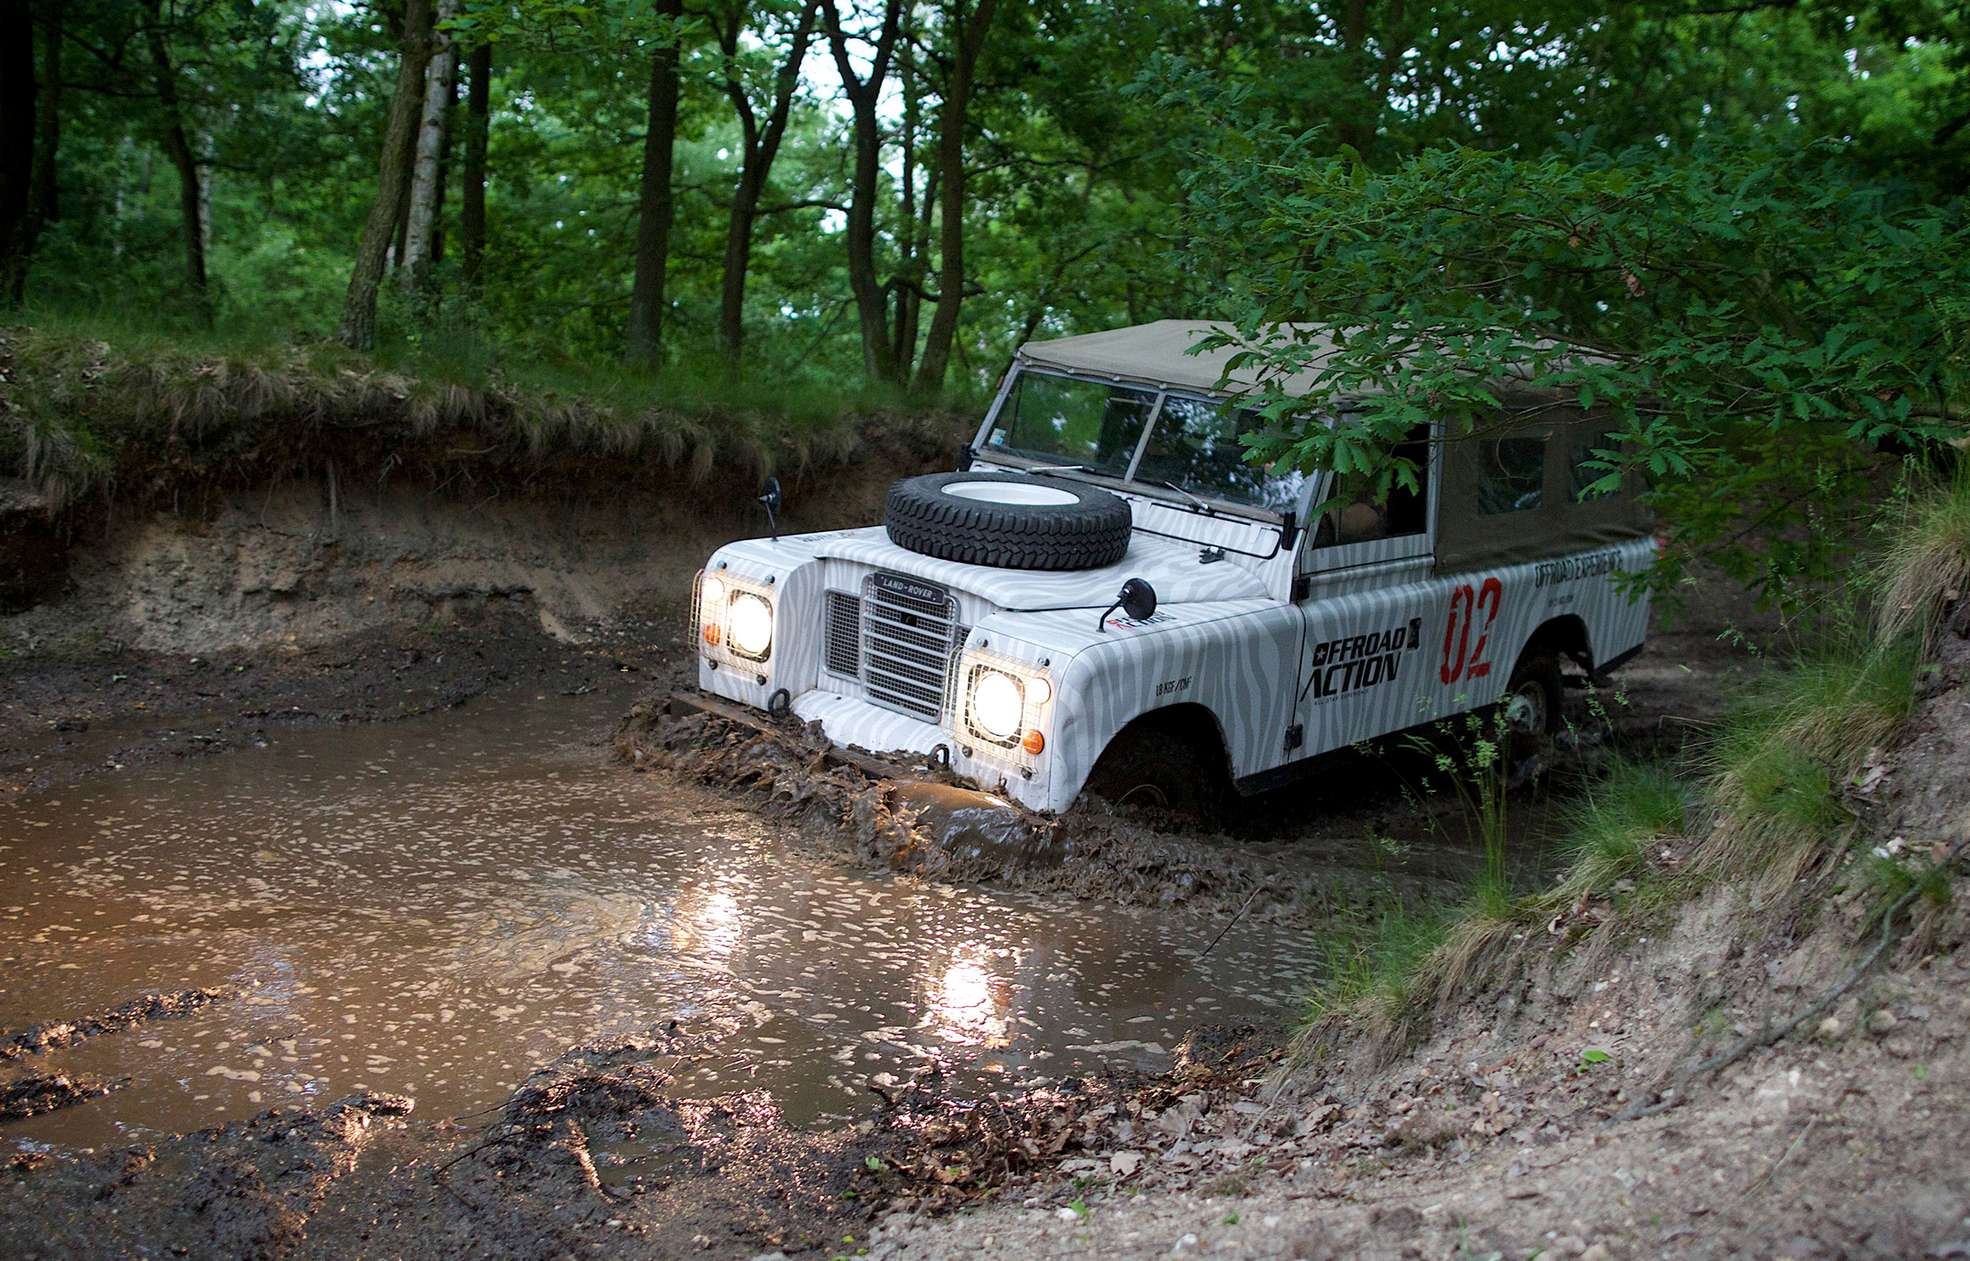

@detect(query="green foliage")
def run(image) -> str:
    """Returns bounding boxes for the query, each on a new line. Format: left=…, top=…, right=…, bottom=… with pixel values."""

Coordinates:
left=1175, top=135, right=1969, bottom=606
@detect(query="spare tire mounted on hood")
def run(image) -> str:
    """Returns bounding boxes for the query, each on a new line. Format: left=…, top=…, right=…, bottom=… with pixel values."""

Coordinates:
left=884, top=471, right=1133, bottom=571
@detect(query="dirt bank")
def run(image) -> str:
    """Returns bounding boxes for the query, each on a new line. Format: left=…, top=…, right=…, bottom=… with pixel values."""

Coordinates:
left=0, top=406, right=947, bottom=795
left=850, top=617, right=1970, bottom=1260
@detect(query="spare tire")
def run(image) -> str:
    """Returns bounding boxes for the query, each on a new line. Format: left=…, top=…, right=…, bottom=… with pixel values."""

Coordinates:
left=884, top=472, right=1133, bottom=571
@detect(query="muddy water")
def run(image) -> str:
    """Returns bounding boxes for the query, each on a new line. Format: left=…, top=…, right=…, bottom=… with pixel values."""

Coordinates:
left=1, top=692, right=1321, bottom=1153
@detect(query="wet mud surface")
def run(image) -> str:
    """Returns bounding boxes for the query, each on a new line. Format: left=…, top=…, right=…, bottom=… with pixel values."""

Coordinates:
left=1, top=691, right=1322, bottom=1160
left=0, top=600, right=663, bottom=797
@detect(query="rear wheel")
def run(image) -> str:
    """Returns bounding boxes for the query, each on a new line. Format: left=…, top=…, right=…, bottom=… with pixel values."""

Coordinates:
left=1085, top=721, right=1226, bottom=818
left=1501, top=650, right=1563, bottom=768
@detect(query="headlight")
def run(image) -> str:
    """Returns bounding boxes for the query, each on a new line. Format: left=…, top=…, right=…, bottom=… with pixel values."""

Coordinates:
left=969, top=668, right=1025, bottom=741
left=726, top=591, right=774, bottom=660
left=699, top=575, right=725, bottom=613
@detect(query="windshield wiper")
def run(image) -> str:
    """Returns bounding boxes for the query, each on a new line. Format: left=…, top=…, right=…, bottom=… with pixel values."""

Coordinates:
left=1022, top=461, right=1100, bottom=475
left=1145, top=478, right=1213, bottom=512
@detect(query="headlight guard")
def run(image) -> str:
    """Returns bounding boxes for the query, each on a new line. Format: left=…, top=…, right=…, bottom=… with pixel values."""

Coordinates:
left=959, top=652, right=1053, bottom=761
left=695, top=569, right=775, bottom=668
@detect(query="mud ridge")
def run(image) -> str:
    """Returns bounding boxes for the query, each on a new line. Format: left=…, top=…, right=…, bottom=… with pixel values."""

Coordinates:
left=0, top=1072, right=128, bottom=1122
left=0, top=1019, right=1280, bottom=1260
left=1, top=987, right=236, bottom=1061
left=615, top=702, right=1413, bottom=927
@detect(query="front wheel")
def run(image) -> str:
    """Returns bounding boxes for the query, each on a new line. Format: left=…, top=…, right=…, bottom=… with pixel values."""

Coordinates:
left=1085, top=722, right=1226, bottom=819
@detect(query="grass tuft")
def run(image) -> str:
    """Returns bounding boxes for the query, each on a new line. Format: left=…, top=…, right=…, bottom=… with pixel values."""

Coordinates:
left=1875, top=462, right=1970, bottom=646
left=1701, top=638, right=1918, bottom=885
left=1539, top=759, right=1689, bottom=909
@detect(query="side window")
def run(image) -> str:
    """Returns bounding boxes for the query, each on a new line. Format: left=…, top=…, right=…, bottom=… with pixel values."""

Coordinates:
left=1570, top=428, right=1619, bottom=499
left=1477, top=436, right=1545, bottom=514
left=1319, top=424, right=1432, bottom=546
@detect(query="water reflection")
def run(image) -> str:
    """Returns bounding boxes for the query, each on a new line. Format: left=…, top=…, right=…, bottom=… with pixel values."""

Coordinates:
left=923, top=946, right=1013, bottom=1048
left=0, top=692, right=1322, bottom=1152
left=675, top=880, right=744, bottom=963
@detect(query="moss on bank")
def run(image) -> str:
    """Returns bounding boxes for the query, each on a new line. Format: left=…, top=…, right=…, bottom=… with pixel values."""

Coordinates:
left=0, top=316, right=970, bottom=512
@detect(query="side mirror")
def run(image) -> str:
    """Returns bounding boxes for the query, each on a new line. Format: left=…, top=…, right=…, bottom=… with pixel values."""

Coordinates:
left=758, top=477, right=783, bottom=541
left=1098, top=577, right=1158, bottom=631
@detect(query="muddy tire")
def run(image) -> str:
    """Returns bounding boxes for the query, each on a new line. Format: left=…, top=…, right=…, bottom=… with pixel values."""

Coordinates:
left=884, top=472, right=1133, bottom=571
left=1086, top=721, right=1226, bottom=818
left=1501, top=650, right=1563, bottom=765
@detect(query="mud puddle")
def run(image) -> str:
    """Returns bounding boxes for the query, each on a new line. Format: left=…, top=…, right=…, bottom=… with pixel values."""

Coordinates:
left=0, top=690, right=1323, bottom=1155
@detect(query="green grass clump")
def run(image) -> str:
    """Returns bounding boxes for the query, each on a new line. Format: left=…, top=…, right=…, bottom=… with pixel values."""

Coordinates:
left=1308, top=903, right=1457, bottom=1026
left=1702, top=638, right=1918, bottom=884
left=1876, top=462, right=1970, bottom=646
left=1541, top=759, right=1689, bottom=907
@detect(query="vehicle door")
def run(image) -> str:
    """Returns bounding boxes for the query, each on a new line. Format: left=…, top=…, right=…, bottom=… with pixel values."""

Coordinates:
left=1289, top=422, right=1446, bottom=758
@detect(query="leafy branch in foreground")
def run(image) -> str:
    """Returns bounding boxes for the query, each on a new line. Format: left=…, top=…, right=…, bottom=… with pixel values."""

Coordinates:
left=1176, top=133, right=1970, bottom=607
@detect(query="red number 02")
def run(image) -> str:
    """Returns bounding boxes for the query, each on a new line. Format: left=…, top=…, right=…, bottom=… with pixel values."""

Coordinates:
left=1440, top=577, right=1504, bottom=684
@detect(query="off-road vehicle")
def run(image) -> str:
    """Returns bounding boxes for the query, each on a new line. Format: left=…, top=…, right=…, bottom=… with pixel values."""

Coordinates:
left=687, top=320, right=1653, bottom=813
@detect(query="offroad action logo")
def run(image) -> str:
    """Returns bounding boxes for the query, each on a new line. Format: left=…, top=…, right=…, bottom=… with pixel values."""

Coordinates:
left=1305, top=617, right=1424, bottom=702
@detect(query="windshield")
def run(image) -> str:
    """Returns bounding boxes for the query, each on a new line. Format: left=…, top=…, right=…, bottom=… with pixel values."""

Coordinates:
left=984, top=373, right=1154, bottom=475
left=982, top=370, right=1308, bottom=516
left=1136, top=395, right=1310, bottom=514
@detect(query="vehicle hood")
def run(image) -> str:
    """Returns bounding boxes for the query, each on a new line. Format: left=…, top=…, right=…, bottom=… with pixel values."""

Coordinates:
left=809, top=527, right=1271, bottom=610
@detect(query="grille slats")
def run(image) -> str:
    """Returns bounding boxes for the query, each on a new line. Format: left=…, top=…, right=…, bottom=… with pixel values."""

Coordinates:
left=825, top=591, right=862, bottom=678
left=862, top=574, right=960, bottom=720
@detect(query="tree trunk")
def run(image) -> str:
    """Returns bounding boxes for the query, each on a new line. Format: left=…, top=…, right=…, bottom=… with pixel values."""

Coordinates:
left=625, top=0, right=686, bottom=367
left=717, top=0, right=819, bottom=373
left=141, top=0, right=209, bottom=323
left=23, top=4, right=59, bottom=257
left=401, top=0, right=458, bottom=292
left=337, top=0, right=435, bottom=350
left=460, top=41, right=491, bottom=291
left=912, top=0, right=999, bottom=395
left=822, top=0, right=904, bottom=384
left=0, top=0, right=36, bottom=306
left=891, top=8, right=920, bottom=373
left=1336, top=0, right=1372, bottom=154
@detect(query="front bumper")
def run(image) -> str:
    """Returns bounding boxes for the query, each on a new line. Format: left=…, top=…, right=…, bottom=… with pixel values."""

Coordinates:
left=793, top=688, right=1051, bottom=813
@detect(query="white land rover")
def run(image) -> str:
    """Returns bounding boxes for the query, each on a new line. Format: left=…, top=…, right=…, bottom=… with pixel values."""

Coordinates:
left=689, top=320, right=1654, bottom=814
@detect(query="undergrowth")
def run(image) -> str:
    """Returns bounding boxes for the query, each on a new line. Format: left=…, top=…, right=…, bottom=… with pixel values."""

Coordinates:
left=0, top=310, right=970, bottom=509
left=1298, top=462, right=1962, bottom=1062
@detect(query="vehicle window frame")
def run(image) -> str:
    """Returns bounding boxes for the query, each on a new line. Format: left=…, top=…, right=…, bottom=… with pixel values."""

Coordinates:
left=1295, top=417, right=1441, bottom=581
left=970, top=365, right=1315, bottom=526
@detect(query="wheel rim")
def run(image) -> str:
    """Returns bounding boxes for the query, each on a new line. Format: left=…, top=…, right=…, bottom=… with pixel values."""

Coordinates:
left=1504, top=681, right=1548, bottom=736
left=1115, top=781, right=1170, bottom=808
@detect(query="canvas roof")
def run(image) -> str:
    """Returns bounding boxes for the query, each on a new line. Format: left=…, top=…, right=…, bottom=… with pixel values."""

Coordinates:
left=1016, top=320, right=1595, bottom=401
left=1016, top=320, right=1339, bottom=399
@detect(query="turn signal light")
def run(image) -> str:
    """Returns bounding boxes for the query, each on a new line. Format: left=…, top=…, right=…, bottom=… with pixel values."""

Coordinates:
left=1021, top=729, right=1045, bottom=755
left=702, top=623, right=721, bottom=646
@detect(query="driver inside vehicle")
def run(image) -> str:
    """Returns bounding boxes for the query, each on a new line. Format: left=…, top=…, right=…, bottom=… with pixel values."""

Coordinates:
left=1313, top=424, right=1433, bottom=547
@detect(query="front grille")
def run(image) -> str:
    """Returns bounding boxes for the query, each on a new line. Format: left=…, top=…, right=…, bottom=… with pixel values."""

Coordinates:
left=861, top=573, right=960, bottom=720
left=824, top=591, right=862, bottom=678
